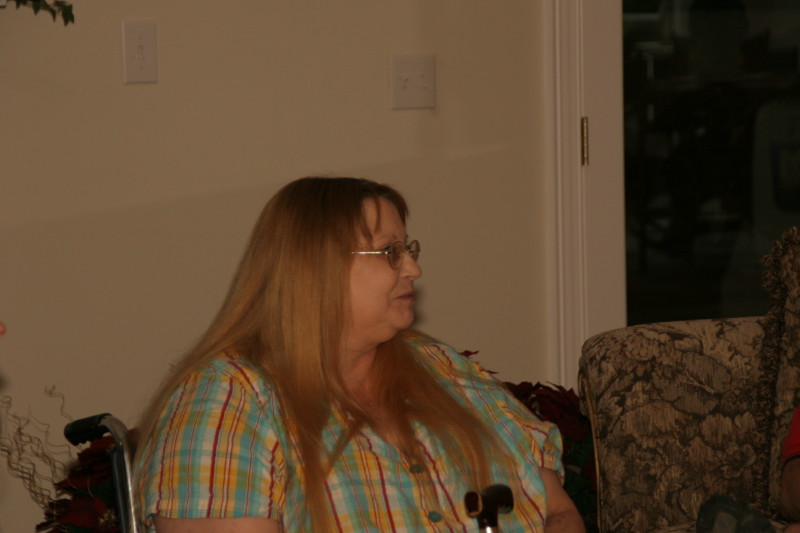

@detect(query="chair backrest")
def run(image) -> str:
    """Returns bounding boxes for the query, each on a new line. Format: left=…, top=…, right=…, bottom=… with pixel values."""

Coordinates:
left=579, top=316, right=775, bottom=532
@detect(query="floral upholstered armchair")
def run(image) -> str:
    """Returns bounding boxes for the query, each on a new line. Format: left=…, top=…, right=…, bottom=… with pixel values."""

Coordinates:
left=578, top=227, right=800, bottom=533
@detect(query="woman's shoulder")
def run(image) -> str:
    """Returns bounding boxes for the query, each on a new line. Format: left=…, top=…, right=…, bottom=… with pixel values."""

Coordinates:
left=186, top=351, right=277, bottom=404
left=402, top=330, right=493, bottom=382
left=402, top=329, right=459, bottom=361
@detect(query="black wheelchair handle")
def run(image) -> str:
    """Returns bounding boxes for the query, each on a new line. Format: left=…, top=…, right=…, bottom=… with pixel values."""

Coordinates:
left=63, top=413, right=141, bottom=533
left=482, top=484, right=514, bottom=516
left=64, top=413, right=113, bottom=445
left=464, top=483, right=514, bottom=531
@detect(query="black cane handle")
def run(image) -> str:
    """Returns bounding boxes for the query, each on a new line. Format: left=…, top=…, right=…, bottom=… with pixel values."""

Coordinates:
left=464, top=484, right=514, bottom=530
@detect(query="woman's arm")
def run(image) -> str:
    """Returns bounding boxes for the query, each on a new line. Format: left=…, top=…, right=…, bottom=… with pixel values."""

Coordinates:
left=781, top=458, right=800, bottom=522
left=540, top=467, right=586, bottom=533
left=155, top=516, right=281, bottom=533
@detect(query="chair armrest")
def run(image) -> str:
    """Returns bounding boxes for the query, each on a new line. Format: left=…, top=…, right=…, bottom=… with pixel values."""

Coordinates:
left=579, top=317, right=773, bottom=532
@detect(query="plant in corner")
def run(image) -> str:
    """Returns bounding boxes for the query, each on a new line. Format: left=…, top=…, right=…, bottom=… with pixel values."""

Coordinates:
left=37, top=435, right=121, bottom=533
left=5, top=0, right=74, bottom=25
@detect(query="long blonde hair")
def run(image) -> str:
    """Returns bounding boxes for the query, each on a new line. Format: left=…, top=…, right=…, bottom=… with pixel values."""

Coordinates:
left=136, top=176, right=508, bottom=530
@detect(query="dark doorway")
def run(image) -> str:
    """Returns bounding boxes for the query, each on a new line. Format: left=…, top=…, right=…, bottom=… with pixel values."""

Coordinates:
left=624, top=0, right=800, bottom=324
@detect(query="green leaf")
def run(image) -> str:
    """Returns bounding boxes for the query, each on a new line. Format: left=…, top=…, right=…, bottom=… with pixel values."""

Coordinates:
left=13, top=0, right=75, bottom=25
left=60, top=5, right=74, bottom=25
left=564, top=438, right=593, bottom=468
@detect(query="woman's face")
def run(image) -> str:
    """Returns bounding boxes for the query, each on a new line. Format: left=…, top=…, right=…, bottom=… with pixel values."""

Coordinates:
left=347, top=198, right=422, bottom=354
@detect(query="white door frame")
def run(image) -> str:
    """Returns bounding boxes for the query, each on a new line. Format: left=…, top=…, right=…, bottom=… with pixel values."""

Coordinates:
left=545, top=0, right=626, bottom=388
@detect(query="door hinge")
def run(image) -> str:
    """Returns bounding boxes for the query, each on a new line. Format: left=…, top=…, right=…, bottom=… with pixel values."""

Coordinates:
left=581, top=116, right=589, bottom=166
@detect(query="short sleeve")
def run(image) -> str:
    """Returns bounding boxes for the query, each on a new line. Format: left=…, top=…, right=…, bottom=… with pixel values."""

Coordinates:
left=408, top=334, right=565, bottom=481
left=497, top=390, right=565, bottom=479
left=135, top=356, right=286, bottom=527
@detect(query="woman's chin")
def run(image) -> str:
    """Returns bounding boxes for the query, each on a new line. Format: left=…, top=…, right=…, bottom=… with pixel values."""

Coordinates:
left=398, top=311, right=416, bottom=330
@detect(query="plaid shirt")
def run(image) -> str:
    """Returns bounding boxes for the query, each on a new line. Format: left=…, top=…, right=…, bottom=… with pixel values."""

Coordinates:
left=135, top=334, right=563, bottom=532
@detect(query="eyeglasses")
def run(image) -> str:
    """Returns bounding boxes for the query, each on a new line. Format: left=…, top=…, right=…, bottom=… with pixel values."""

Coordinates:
left=352, top=240, right=420, bottom=269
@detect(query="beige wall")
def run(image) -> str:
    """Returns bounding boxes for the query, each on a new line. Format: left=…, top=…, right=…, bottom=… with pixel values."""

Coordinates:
left=0, top=1, right=551, bottom=529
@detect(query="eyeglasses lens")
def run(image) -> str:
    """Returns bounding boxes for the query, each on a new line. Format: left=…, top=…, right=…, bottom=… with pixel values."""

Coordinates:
left=389, top=241, right=420, bottom=269
left=407, top=240, right=420, bottom=261
left=389, top=242, right=403, bottom=269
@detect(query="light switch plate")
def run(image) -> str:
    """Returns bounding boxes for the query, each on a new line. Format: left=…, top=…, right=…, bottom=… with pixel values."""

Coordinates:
left=391, top=54, right=436, bottom=110
left=122, top=20, right=158, bottom=84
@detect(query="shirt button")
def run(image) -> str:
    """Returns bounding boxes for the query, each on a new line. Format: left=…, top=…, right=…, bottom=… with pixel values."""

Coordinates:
left=409, top=463, right=424, bottom=473
left=427, top=511, right=443, bottom=522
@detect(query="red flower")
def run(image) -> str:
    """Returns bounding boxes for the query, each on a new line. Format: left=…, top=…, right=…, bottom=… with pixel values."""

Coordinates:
left=55, top=435, right=115, bottom=492
left=39, top=434, right=121, bottom=533
left=58, top=496, right=109, bottom=528
left=523, top=382, right=591, bottom=443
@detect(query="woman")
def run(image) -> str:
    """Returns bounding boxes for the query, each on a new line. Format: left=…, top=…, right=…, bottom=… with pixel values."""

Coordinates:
left=134, top=176, right=584, bottom=532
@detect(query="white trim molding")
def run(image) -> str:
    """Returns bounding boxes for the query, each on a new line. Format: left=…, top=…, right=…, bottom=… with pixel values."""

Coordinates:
left=546, top=0, right=588, bottom=389
left=546, top=0, right=626, bottom=389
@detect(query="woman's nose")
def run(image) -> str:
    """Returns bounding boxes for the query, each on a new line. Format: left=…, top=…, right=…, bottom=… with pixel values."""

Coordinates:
left=401, top=253, right=422, bottom=279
